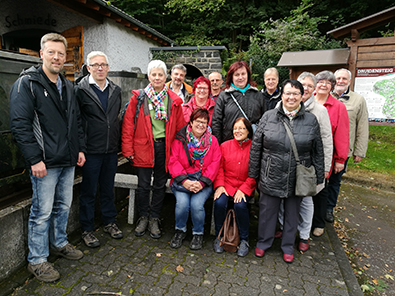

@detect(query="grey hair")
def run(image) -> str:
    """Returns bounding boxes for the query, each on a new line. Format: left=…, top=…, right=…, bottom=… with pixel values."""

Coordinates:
left=315, top=70, right=336, bottom=89
left=147, top=60, right=167, bottom=76
left=298, top=72, right=317, bottom=87
left=264, top=67, right=279, bottom=78
left=87, top=51, right=109, bottom=65
left=40, top=33, right=67, bottom=51
left=334, top=68, right=352, bottom=80
left=171, top=64, right=187, bottom=74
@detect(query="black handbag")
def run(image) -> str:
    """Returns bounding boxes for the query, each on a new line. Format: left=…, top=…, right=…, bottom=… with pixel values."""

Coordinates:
left=282, top=120, right=317, bottom=197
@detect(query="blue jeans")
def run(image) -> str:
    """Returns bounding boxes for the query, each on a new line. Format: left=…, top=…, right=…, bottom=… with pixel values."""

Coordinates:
left=79, top=153, right=118, bottom=232
left=28, top=166, right=75, bottom=264
left=327, top=158, right=348, bottom=211
left=214, top=193, right=252, bottom=241
left=171, top=185, right=213, bottom=235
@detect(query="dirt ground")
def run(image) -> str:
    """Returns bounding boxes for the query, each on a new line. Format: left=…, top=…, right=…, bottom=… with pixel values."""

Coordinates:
left=334, top=171, right=395, bottom=295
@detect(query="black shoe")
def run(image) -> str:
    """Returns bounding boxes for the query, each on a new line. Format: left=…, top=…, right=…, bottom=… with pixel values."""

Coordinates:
left=325, top=211, right=334, bottom=223
left=170, top=230, right=186, bottom=249
left=190, top=234, right=203, bottom=250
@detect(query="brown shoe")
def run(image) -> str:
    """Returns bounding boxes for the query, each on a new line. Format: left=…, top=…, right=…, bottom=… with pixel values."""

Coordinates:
left=313, top=228, right=324, bottom=237
left=28, top=262, right=60, bottom=282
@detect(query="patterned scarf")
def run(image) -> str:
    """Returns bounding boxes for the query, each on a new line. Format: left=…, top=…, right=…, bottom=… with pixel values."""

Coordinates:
left=145, top=83, right=168, bottom=122
left=283, top=104, right=301, bottom=120
left=186, top=124, right=212, bottom=161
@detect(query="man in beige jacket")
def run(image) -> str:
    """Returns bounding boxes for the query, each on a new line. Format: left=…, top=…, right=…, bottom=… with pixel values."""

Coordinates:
left=326, top=68, right=369, bottom=222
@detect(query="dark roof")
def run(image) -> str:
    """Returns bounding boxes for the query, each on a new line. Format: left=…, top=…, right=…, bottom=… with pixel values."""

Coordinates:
left=51, top=0, right=176, bottom=46
left=150, top=46, right=227, bottom=51
left=327, top=6, right=395, bottom=39
left=277, top=48, right=350, bottom=67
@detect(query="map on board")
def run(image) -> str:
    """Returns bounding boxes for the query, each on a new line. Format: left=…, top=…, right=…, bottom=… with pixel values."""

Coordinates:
left=354, top=67, right=395, bottom=121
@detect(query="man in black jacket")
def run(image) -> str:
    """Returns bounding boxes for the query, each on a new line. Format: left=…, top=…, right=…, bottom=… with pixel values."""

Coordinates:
left=9, top=33, right=86, bottom=282
left=261, top=67, right=282, bottom=110
left=76, top=51, right=123, bottom=248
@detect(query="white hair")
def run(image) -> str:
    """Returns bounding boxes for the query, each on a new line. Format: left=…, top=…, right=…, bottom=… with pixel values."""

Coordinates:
left=87, top=51, right=109, bottom=65
left=334, top=68, right=352, bottom=80
left=147, top=60, right=167, bottom=76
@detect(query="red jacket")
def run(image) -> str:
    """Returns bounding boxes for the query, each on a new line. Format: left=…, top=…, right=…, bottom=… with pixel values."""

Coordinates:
left=182, top=96, right=216, bottom=126
left=122, top=89, right=186, bottom=170
left=323, top=94, right=349, bottom=171
left=214, top=138, right=257, bottom=197
left=168, top=127, right=221, bottom=187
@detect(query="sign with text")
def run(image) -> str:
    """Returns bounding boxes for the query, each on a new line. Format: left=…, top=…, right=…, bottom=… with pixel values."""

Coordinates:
left=354, top=67, right=395, bottom=121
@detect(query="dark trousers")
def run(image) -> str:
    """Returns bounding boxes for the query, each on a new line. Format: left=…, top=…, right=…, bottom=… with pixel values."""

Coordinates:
left=257, top=192, right=302, bottom=255
left=214, top=193, right=252, bottom=241
left=79, top=153, right=118, bottom=232
left=312, top=179, right=328, bottom=229
left=136, top=142, right=167, bottom=219
left=327, top=158, right=348, bottom=212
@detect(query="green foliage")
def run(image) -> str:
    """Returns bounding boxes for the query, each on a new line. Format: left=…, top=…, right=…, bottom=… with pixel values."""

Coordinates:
left=248, top=0, right=343, bottom=85
left=348, top=125, right=395, bottom=176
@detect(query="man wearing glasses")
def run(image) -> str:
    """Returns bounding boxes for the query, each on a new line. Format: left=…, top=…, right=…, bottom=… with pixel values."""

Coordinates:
left=75, top=51, right=123, bottom=248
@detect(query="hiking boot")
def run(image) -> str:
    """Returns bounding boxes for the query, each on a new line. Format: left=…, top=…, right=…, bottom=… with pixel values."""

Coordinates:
left=103, top=223, right=123, bottom=239
left=82, top=231, right=100, bottom=248
left=135, top=216, right=149, bottom=237
left=190, top=234, right=204, bottom=250
left=28, top=262, right=60, bottom=282
left=325, top=211, right=334, bottom=223
left=170, top=230, right=186, bottom=248
left=52, top=243, right=83, bottom=260
left=149, top=217, right=162, bottom=239
left=213, top=238, right=224, bottom=253
left=237, top=240, right=250, bottom=257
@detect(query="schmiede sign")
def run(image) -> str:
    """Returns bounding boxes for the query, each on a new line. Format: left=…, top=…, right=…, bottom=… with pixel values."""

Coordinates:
left=354, top=67, right=395, bottom=122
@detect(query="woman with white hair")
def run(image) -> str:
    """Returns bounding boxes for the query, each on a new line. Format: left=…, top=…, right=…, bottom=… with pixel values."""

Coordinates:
left=122, top=60, right=186, bottom=239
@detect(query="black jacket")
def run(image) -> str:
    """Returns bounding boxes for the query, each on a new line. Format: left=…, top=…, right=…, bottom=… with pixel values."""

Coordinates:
left=248, top=102, right=324, bottom=198
left=9, top=66, right=85, bottom=168
left=261, top=87, right=282, bottom=110
left=212, top=85, right=266, bottom=144
left=75, top=75, right=121, bottom=154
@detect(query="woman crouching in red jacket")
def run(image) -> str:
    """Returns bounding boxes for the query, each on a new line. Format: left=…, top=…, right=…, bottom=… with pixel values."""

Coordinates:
left=213, top=118, right=257, bottom=257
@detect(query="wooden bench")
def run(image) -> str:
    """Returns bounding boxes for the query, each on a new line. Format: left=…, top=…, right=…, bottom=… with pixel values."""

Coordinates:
left=113, top=173, right=216, bottom=235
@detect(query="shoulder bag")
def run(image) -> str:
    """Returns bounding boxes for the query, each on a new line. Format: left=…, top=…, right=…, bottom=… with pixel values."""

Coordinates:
left=229, top=93, right=257, bottom=133
left=282, top=120, right=317, bottom=197
left=217, top=209, right=240, bottom=253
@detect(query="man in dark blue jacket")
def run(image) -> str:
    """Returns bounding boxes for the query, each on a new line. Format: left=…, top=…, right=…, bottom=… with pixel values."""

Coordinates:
left=75, top=51, right=123, bottom=248
left=9, top=33, right=86, bottom=282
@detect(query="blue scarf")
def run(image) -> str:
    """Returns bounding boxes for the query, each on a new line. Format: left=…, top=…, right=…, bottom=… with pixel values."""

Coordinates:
left=231, top=83, right=250, bottom=94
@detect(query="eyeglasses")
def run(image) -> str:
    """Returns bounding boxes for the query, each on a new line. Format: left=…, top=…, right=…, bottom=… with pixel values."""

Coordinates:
left=317, top=80, right=331, bottom=86
left=196, top=87, right=209, bottom=91
left=302, top=84, right=315, bottom=90
left=233, top=127, right=246, bottom=131
left=195, top=120, right=208, bottom=126
left=283, top=92, right=301, bottom=97
left=89, top=63, right=109, bottom=69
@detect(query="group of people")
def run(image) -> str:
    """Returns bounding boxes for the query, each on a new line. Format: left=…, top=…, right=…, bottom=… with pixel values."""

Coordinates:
left=9, top=32, right=369, bottom=283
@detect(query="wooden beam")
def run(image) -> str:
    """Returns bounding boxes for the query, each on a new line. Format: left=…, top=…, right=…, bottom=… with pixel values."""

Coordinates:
left=356, top=60, right=395, bottom=67
left=346, top=36, right=395, bottom=47
left=48, top=0, right=102, bottom=23
left=85, top=1, right=100, bottom=11
left=351, top=29, right=360, bottom=42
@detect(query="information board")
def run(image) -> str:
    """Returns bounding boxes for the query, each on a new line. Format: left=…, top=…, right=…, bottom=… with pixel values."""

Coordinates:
left=354, top=67, right=395, bottom=121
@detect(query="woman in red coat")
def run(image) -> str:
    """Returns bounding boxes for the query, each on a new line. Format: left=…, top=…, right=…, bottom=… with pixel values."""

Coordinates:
left=122, top=60, right=185, bottom=239
left=213, top=117, right=257, bottom=257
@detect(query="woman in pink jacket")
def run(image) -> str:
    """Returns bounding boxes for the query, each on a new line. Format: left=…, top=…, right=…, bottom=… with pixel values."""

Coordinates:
left=182, top=76, right=216, bottom=126
left=213, top=118, right=257, bottom=257
left=168, top=108, right=221, bottom=250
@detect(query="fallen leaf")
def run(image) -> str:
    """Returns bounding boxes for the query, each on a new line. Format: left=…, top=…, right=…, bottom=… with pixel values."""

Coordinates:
left=176, top=265, right=184, bottom=272
left=373, top=278, right=379, bottom=285
left=345, top=218, right=349, bottom=222
left=385, top=274, right=394, bottom=280
left=156, top=253, right=162, bottom=257
left=367, top=216, right=373, bottom=219
left=361, top=284, right=371, bottom=292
